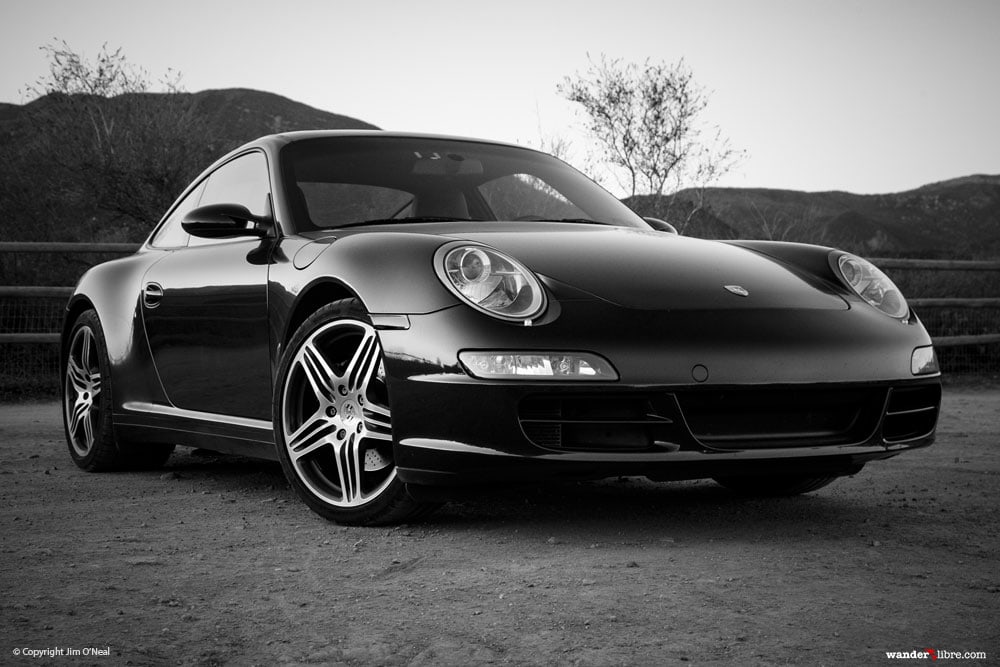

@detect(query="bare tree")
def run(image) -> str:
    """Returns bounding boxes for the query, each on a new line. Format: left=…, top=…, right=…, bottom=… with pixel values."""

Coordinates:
left=28, top=40, right=179, bottom=96
left=559, top=54, right=741, bottom=220
left=534, top=132, right=574, bottom=164
left=667, top=128, right=744, bottom=233
left=12, top=41, right=213, bottom=239
left=531, top=103, right=608, bottom=189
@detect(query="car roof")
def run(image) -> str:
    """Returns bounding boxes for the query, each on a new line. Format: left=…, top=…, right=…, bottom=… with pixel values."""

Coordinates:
left=236, top=130, right=531, bottom=154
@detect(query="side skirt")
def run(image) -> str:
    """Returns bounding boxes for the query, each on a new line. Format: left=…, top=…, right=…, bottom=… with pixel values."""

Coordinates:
left=116, top=402, right=277, bottom=461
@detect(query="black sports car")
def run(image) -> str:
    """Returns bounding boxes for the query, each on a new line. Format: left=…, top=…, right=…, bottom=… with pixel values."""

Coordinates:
left=62, top=131, right=941, bottom=525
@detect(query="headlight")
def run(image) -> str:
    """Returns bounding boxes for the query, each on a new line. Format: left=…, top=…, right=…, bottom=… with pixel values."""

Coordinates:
left=911, top=346, right=939, bottom=375
left=435, top=244, right=546, bottom=322
left=833, top=253, right=908, bottom=319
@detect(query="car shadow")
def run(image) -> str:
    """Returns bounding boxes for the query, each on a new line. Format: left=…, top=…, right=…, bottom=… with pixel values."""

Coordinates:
left=422, top=476, right=881, bottom=537
left=152, top=447, right=285, bottom=486
left=153, top=447, right=893, bottom=542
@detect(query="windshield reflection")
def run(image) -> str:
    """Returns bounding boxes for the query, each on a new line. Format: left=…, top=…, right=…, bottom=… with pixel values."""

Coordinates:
left=279, top=137, right=647, bottom=232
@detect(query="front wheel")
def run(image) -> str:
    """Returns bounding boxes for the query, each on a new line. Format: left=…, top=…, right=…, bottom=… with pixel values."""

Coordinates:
left=713, top=475, right=840, bottom=496
left=273, top=299, right=434, bottom=525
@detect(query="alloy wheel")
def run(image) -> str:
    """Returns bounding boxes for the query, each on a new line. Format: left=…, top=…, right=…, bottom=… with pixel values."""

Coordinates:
left=281, top=319, right=395, bottom=508
left=64, top=325, right=103, bottom=457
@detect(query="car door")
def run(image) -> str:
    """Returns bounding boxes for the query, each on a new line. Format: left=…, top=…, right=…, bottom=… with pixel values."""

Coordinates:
left=141, top=151, right=273, bottom=420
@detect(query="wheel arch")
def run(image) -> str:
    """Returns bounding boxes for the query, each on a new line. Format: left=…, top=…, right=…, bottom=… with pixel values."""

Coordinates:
left=61, top=252, right=172, bottom=409
left=274, top=233, right=460, bottom=358
left=62, top=295, right=97, bottom=367
left=281, top=279, right=362, bottom=351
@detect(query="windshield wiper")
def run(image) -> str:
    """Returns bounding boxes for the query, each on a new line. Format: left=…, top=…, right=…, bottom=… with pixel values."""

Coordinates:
left=334, top=216, right=484, bottom=230
left=533, top=217, right=615, bottom=226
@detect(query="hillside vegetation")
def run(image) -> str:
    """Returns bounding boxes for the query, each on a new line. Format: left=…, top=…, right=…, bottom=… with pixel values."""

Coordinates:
left=628, top=175, right=1000, bottom=258
left=1, top=88, right=997, bottom=259
left=0, top=88, right=376, bottom=245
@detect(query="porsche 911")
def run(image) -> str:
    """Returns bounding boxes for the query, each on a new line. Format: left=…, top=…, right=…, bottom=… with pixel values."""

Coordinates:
left=62, top=131, right=941, bottom=524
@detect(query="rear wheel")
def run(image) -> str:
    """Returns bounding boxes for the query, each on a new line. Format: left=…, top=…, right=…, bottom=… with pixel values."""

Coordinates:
left=274, top=299, right=435, bottom=525
left=713, top=475, right=840, bottom=496
left=63, top=310, right=174, bottom=471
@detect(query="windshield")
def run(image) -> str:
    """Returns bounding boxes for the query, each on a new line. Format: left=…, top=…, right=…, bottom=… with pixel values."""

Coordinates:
left=279, top=136, right=647, bottom=231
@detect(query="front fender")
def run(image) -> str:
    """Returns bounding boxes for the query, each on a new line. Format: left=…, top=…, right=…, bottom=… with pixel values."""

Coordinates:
left=267, top=232, right=464, bottom=371
left=269, top=232, right=460, bottom=331
left=304, top=231, right=460, bottom=313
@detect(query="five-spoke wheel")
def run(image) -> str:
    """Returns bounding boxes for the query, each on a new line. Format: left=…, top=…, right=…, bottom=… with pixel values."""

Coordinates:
left=63, top=310, right=174, bottom=471
left=65, top=321, right=103, bottom=459
left=274, top=300, right=431, bottom=525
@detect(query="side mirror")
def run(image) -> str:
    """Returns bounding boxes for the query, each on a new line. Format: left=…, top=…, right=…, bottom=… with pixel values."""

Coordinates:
left=182, top=203, right=270, bottom=239
left=643, top=217, right=679, bottom=235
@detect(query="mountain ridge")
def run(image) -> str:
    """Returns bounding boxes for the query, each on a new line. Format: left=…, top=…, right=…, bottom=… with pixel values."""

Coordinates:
left=0, top=88, right=996, bottom=257
left=0, top=88, right=381, bottom=243
left=628, top=174, right=1000, bottom=258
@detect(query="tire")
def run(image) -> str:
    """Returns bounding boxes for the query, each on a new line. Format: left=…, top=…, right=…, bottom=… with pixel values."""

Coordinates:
left=63, top=310, right=175, bottom=471
left=712, top=475, right=840, bottom=497
left=273, top=299, right=435, bottom=525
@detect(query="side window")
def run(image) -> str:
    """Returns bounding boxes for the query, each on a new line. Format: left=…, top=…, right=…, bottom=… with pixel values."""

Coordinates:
left=149, top=180, right=206, bottom=248
left=190, top=152, right=271, bottom=246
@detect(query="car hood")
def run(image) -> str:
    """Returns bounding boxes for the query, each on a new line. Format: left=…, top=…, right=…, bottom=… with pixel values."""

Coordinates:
left=440, top=223, right=847, bottom=311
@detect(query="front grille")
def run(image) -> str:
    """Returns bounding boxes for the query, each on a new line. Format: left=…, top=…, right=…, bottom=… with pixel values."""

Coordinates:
left=676, top=387, right=886, bottom=449
left=518, top=394, right=683, bottom=452
left=882, top=384, right=941, bottom=443
left=519, top=384, right=939, bottom=453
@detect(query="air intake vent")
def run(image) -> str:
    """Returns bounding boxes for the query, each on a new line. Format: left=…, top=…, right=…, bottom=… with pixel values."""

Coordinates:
left=677, top=387, right=886, bottom=449
left=882, top=384, right=941, bottom=443
left=519, top=394, right=681, bottom=452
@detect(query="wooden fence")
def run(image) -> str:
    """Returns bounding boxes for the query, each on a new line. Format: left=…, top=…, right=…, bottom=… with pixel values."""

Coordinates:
left=1, top=242, right=999, bottom=347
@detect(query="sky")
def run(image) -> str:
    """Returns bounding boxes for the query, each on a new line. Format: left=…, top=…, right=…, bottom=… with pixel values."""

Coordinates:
left=1, top=0, right=998, bottom=195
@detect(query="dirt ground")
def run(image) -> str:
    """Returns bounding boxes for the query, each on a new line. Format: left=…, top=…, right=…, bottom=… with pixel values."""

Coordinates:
left=1, top=383, right=998, bottom=666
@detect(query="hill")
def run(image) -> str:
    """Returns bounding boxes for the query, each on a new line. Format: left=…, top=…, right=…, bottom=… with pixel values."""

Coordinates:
left=0, top=88, right=379, bottom=246
left=0, top=87, right=377, bottom=141
left=161, top=87, right=379, bottom=146
left=0, top=88, right=378, bottom=167
left=1, top=87, right=997, bottom=259
left=628, top=175, right=1000, bottom=258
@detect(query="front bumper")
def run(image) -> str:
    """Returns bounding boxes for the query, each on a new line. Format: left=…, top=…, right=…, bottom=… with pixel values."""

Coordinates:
left=378, top=301, right=941, bottom=486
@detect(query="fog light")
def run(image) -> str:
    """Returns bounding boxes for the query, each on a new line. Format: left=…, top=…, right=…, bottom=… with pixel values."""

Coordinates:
left=911, top=346, right=939, bottom=375
left=459, top=352, right=618, bottom=380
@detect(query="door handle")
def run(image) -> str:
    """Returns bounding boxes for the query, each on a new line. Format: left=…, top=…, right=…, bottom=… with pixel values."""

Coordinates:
left=143, top=282, right=163, bottom=309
